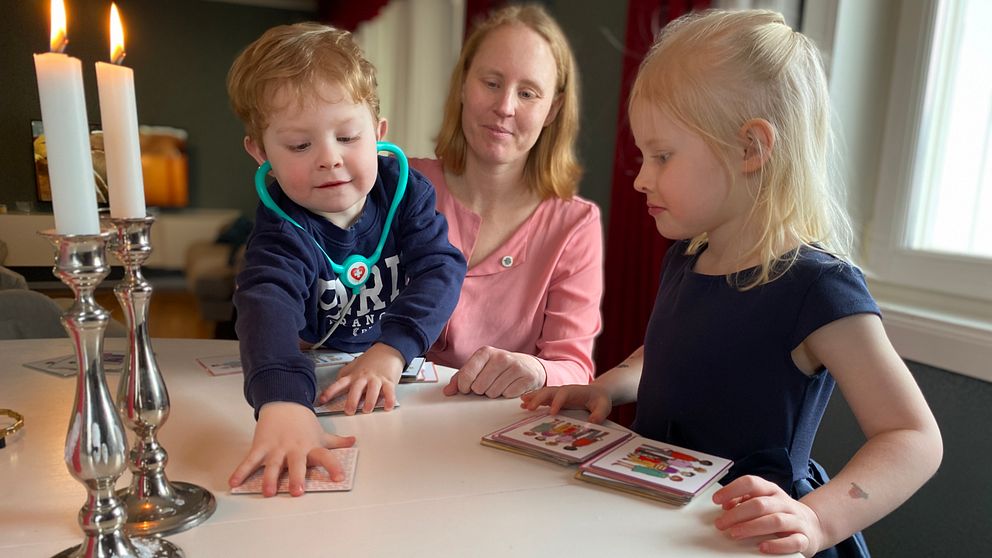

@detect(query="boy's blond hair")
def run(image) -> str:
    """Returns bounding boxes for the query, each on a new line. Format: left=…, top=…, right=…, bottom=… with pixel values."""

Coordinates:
left=435, top=4, right=582, bottom=200
left=227, top=22, right=379, bottom=144
left=631, top=9, right=852, bottom=288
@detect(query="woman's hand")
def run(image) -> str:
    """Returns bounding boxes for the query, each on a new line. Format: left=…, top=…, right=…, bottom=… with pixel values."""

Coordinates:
left=519, top=384, right=613, bottom=423
left=443, top=346, right=547, bottom=398
left=713, top=475, right=826, bottom=557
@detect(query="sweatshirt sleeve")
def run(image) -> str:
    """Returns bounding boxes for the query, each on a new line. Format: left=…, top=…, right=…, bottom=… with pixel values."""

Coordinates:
left=533, top=203, right=604, bottom=386
left=376, top=167, right=467, bottom=364
left=234, top=210, right=320, bottom=418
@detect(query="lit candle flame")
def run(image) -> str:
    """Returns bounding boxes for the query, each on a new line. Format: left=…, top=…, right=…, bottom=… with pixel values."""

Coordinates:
left=50, top=0, right=67, bottom=53
left=110, top=3, right=125, bottom=64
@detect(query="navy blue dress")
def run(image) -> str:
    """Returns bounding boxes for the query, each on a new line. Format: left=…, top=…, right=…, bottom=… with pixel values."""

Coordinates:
left=633, top=241, right=877, bottom=557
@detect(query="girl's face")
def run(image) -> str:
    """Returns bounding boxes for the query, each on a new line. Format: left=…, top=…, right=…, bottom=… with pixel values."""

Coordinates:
left=459, top=24, right=561, bottom=171
left=629, top=101, right=750, bottom=244
left=246, top=81, right=386, bottom=229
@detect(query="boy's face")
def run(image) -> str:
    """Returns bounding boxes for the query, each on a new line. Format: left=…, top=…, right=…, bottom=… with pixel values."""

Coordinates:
left=246, top=81, right=387, bottom=229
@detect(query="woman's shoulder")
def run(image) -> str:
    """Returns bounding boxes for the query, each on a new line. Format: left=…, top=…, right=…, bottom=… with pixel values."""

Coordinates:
left=408, top=157, right=445, bottom=186
left=541, top=194, right=601, bottom=229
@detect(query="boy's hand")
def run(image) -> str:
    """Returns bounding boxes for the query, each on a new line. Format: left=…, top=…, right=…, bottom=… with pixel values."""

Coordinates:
left=443, top=346, right=547, bottom=398
left=229, top=401, right=356, bottom=497
left=519, top=384, right=613, bottom=423
left=318, top=343, right=404, bottom=415
left=713, top=475, right=825, bottom=557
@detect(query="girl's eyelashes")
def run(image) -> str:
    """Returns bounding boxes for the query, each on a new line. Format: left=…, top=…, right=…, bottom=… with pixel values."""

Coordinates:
left=290, top=142, right=310, bottom=152
left=337, top=135, right=359, bottom=143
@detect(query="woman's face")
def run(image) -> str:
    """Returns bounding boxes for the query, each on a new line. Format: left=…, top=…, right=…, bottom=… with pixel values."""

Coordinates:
left=460, top=24, right=561, bottom=170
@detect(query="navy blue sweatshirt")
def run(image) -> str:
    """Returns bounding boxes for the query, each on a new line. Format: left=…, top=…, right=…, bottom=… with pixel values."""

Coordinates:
left=235, top=155, right=466, bottom=415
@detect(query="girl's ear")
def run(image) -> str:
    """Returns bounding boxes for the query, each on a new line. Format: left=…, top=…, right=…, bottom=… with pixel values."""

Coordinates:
left=244, top=136, right=267, bottom=166
left=739, top=118, right=775, bottom=173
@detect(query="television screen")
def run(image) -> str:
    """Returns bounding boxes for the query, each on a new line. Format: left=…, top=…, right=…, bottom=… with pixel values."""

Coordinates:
left=32, top=120, right=189, bottom=208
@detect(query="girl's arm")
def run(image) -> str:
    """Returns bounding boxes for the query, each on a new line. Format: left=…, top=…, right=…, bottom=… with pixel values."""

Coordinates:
left=520, top=346, right=645, bottom=423
left=800, top=313, right=941, bottom=548
left=714, top=314, right=941, bottom=555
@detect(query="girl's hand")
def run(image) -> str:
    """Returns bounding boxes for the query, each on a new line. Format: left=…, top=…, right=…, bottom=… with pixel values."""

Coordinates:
left=443, top=346, right=547, bottom=398
left=713, top=475, right=826, bottom=557
left=318, top=343, right=404, bottom=414
left=519, top=384, right=613, bottom=423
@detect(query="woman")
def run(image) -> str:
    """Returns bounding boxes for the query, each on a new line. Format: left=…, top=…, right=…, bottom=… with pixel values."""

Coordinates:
left=411, top=4, right=603, bottom=398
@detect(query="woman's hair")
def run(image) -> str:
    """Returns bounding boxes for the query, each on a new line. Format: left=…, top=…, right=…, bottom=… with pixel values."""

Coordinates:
left=227, top=22, right=379, bottom=144
left=435, top=4, right=582, bottom=199
left=630, top=9, right=852, bottom=288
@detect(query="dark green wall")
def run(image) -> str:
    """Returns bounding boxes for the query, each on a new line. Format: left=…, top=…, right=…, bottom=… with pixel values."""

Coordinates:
left=813, top=360, right=992, bottom=555
left=0, top=0, right=314, bottom=217
left=546, top=0, right=626, bottom=226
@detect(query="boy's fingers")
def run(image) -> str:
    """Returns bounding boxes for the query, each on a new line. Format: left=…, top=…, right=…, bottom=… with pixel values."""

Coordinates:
left=362, top=380, right=381, bottom=413
left=381, top=382, right=397, bottom=411
left=322, top=434, right=356, bottom=449
left=286, top=452, right=307, bottom=497
left=229, top=454, right=262, bottom=487
left=312, top=448, right=346, bottom=482
left=261, top=459, right=284, bottom=497
left=345, top=381, right=366, bottom=415
left=319, top=376, right=351, bottom=404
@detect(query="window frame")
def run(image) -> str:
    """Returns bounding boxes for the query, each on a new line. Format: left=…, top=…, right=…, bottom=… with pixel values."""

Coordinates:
left=866, top=0, right=992, bottom=303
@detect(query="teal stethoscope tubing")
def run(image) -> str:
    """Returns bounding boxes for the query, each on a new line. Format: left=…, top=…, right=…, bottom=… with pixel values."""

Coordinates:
left=254, top=141, right=409, bottom=349
left=253, top=141, right=409, bottom=294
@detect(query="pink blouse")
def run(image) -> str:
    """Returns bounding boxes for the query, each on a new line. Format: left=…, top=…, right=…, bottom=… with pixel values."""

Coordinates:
left=410, top=158, right=604, bottom=386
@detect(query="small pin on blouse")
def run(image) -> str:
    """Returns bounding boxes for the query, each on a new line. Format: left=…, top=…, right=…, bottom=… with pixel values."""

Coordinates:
left=500, top=256, right=513, bottom=268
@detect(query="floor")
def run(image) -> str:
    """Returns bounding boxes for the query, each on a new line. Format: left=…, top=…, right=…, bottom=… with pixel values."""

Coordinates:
left=39, top=287, right=216, bottom=339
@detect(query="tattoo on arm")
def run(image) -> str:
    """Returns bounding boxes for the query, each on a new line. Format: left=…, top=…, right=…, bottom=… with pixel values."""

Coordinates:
left=848, top=482, right=868, bottom=500
left=617, top=363, right=630, bottom=368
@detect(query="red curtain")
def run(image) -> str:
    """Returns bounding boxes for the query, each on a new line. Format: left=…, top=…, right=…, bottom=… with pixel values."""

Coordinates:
left=597, top=0, right=710, bottom=427
left=317, top=0, right=390, bottom=31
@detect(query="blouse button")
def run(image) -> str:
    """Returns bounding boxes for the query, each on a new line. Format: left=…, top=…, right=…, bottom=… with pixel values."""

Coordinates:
left=500, top=255, right=513, bottom=268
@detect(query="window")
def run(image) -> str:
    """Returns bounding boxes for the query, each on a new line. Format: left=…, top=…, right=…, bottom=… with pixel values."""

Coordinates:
left=868, top=0, right=992, bottom=303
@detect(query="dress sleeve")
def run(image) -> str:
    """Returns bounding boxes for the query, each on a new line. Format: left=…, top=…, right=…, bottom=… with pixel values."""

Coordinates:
left=533, top=203, right=604, bottom=386
left=791, top=260, right=881, bottom=348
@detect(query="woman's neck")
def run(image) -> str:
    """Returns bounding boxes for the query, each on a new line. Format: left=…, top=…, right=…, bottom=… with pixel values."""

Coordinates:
left=448, top=154, right=535, bottom=214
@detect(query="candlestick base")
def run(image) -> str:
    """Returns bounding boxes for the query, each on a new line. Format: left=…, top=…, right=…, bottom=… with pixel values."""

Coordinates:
left=53, top=536, right=184, bottom=558
left=40, top=229, right=183, bottom=558
left=106, top=216, right=215, bottom=537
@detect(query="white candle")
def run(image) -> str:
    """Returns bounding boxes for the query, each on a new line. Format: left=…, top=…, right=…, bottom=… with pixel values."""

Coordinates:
left=96, top=3, right=145, bottom=219
left=33, top=0, right=99, bottom=235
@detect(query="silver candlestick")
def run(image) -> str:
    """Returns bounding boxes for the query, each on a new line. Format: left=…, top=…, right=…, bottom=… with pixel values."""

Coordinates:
left=106, top=216, right=215, bottom=537
left=41, top=229, right=182, bottom=558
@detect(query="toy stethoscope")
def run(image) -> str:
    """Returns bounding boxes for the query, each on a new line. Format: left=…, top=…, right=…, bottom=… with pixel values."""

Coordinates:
left=254, top=141, right=409, bottom=348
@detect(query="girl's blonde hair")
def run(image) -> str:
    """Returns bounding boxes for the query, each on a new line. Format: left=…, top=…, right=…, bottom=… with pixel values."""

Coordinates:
left=227, top=22, right=380, bottom=144
left=630, top=9, right=852, bottom=288
left=435, top=4, right=582, bottom=199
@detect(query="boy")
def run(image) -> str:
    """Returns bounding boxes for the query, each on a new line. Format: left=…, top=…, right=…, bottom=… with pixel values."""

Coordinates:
left=226, top=23, right=466, bottom=496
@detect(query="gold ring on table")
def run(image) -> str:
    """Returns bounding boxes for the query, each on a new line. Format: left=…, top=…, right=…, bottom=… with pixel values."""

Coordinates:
left=0, top=409, right=24, bottom=449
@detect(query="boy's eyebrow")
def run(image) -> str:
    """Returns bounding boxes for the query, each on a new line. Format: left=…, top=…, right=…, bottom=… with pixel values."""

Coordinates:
left=270, top=115, right=363, bottom=135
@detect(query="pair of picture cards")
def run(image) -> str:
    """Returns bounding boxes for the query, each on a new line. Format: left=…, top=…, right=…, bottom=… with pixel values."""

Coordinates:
left=482, top=412, right=733, bottom=506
